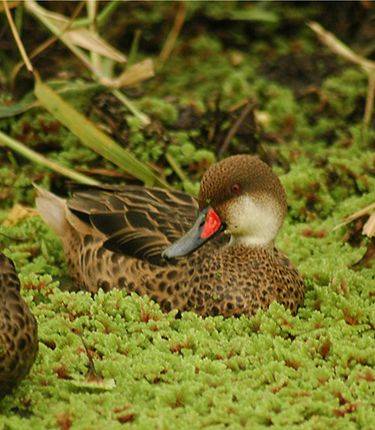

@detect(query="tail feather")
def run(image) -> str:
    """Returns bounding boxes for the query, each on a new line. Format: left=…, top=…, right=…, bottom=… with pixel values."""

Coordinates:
left=34, top=186, right=68, bottom=236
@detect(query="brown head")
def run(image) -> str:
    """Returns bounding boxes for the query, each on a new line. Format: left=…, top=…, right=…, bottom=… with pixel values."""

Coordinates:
left=163, top=155, right=287, bottom=258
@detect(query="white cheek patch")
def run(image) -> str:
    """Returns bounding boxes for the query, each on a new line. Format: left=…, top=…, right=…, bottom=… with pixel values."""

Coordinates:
left=227, top=195, right=281, bottom=247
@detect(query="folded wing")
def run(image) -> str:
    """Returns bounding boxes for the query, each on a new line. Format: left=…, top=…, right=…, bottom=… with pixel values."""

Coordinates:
left=68, top=185, right=199, bottom=265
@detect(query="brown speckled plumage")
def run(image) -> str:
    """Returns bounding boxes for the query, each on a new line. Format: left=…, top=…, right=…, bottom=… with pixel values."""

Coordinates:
left=0, top=253, right=38, bottom=398
left=36, top=155, right=305, bottom=317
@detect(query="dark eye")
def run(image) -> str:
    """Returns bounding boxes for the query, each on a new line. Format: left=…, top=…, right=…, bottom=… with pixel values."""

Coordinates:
left=231, top=183, right=241, bottom=195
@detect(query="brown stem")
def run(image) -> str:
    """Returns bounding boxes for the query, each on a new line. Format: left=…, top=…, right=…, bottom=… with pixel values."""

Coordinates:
left=218, top=102, right=254, bottom=157
left=11, top=1, right=85, bottom=85
left=364, top=74, right=375, bottom=127
left=159, top=2, right=186, bottom=66
left=3, top=0, right=33, bottom=72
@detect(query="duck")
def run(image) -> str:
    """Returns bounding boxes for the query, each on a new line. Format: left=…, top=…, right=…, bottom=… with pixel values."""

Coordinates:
left=0, top=253, right=38, bottom=399
left=36, top=155, right=305, bottom=317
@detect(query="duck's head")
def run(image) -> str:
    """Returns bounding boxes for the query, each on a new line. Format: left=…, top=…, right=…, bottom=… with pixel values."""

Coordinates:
left=162, top=155, right=287, bottom=259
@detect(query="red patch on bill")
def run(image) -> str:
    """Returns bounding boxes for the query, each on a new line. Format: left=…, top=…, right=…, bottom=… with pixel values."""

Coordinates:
left=201, top=208, right=222, bottom=239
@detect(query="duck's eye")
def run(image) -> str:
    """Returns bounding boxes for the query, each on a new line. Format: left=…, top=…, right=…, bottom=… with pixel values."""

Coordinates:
left=231, top=183, right=241, bottom=195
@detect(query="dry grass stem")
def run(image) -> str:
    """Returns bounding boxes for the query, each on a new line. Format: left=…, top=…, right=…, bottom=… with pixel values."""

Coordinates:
left=159, top=2, right=186, bottom=66
left=364, top=74, right=375, bottom=127
left=25, top=0, right=125, bottom=69
left=308, top=22, right=375, bottom=73
left=0, top=0, right=19, bottom=12
left=3, top=0, right=33, bottom=72
left=218, top=101, right=254, bottom=157
left=25, top=0, right=100, bottom=75
left=25, top=0, right=151, bottom=124
left=11, top=1, right=86, bottom=84
left=309, top=21, right=375, bottom=127
left=333, top=202, right=375, bottom=237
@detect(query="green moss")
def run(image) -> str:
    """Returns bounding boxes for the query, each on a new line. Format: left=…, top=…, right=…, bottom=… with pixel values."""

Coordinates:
left=0, top=2, right=374, bottom=429
left=136, top=98, right=178, bottom=126
left=322, top=68, right=367, bottom=118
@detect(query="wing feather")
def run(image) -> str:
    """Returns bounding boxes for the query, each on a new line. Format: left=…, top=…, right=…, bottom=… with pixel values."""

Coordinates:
left=67, top=185, right=198, bottom=265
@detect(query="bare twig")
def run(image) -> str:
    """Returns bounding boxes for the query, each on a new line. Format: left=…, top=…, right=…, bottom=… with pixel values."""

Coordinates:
left=309, top=21, right=375, bottom=127
left=333, top=202, right=375, bottom=237
left=218, top=101, right=254, bottom=157
left=308, top=22, right=375, bottom=74
left=12, top=37, right=54, bottom=83
left=159, top=2, right=186, bottom=66
left=2, top=0, right=33, bottom=72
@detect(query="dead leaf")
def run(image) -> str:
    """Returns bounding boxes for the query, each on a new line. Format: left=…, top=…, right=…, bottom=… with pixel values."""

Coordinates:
left=100, top=59, right=155, bottom=88
left=363, top=212, right=375, bottom=237
left=64, top=28, right=127, bottom=63
left=25, top=1, right=126, bottom=63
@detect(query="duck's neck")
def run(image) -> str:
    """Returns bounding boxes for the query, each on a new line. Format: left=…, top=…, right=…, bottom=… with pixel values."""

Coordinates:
left=228, top=235, right=274, bottom=249
left=225, top=195, right=282, bottom=250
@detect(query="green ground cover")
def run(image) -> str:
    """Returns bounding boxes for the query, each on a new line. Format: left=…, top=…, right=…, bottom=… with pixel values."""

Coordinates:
left=0, top=2, right=374, bottom=429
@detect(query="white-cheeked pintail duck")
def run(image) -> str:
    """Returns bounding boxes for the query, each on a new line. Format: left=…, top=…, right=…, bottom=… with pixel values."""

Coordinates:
left=36, top=155, right=305, bottom=317
left=0, top=253, right=38, bottom=398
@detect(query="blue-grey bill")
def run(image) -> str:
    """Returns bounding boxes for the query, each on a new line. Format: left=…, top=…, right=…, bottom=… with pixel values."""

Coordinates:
left=162, top=209, right=224, bottom=259
left=162, top=210, right=207, bottom=259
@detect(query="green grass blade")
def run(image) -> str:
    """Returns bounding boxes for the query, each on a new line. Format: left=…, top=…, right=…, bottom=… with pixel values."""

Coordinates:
left=0, top=130, right=99, bottom=185
left=34, top=79, right=169, bottom=188
left=0, top=81, right=102, bottom=119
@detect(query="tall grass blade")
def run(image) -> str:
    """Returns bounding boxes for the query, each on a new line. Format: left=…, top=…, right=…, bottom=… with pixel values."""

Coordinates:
left=0, top=130, right=99, bottom=185
left=34, top=79, right=169, bottom=188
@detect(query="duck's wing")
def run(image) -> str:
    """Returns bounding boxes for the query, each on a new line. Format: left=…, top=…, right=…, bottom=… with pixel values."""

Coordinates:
left=67, top=185, right=199, bottom=265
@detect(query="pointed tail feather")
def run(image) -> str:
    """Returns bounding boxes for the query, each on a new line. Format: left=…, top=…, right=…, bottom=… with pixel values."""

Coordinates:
left=34, top=185, right=68, bottom=236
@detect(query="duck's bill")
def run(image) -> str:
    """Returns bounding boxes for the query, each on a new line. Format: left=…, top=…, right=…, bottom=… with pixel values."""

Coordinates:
left=162, top=208, right=224, bottom=259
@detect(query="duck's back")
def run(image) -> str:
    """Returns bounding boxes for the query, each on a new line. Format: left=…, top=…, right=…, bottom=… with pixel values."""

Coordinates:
left=0, top=254, right=38, bottom=398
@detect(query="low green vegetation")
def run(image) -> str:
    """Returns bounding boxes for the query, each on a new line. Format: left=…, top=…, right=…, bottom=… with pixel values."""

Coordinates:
left=0, top=2, right=374, bottom=429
